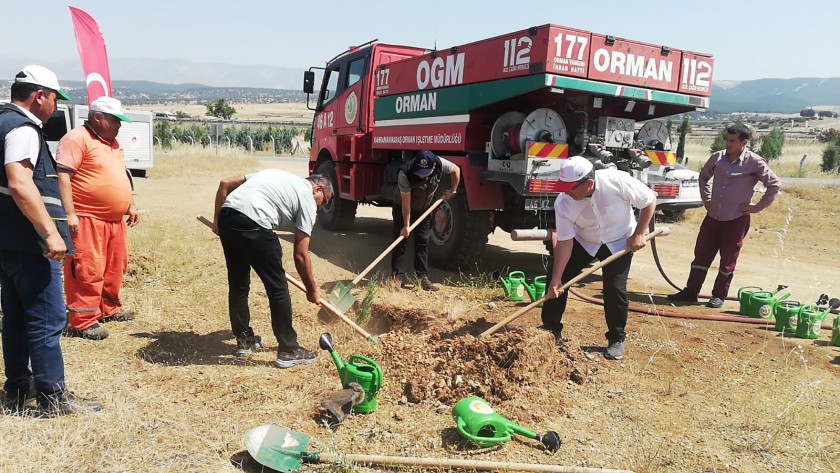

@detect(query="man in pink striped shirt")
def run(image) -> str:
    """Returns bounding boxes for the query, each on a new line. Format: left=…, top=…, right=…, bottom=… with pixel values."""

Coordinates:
left=668, top=124, right=781, bottom=308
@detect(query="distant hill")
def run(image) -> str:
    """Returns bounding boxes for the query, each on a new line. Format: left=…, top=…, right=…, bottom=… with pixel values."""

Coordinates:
left=710, top=78, right=840, bottom=114
left=2, top=57, right=838, bottom=114
left=60, top=80, right=305, bottom=105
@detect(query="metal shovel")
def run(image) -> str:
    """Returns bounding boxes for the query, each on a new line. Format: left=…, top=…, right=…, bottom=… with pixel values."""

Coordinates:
left=328, top=198, right=445, bottom=314
left=244, top=423, right=633, bottom=473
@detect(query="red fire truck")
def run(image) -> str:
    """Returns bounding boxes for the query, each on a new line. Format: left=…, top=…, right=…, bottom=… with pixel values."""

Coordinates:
left=303, top=24, right=713, bottom=270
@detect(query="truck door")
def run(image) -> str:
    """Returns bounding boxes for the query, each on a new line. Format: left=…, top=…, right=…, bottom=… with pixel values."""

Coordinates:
left=337, top=54, right=369, bottom=136
left=315, top=51, right=370, bottom=158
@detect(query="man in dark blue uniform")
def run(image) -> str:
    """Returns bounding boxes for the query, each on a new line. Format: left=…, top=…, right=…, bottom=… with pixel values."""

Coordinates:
left=0, top=65, right=100, bottom=416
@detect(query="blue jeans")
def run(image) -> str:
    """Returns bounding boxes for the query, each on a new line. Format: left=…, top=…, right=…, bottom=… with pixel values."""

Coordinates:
left=0, top=251, right=67, bottom=398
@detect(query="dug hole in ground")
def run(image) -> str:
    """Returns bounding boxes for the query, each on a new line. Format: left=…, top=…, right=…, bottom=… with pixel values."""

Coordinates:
left=2, top=149, right=837, bottom=473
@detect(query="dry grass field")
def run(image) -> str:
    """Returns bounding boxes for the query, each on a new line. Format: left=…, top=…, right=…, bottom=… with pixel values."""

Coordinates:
left=1, top=144, right=838, bottom=473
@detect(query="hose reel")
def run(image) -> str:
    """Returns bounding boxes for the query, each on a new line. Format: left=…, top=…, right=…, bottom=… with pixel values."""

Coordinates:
left=490, top=108, right=568, bottom=157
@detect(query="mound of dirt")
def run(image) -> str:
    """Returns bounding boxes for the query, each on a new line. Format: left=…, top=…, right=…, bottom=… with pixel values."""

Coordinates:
left=375, top=304, right=593, bottom=406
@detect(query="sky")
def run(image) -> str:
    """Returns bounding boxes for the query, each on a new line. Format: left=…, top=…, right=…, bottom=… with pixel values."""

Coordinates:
left=2, top=0, right=839, bottom=82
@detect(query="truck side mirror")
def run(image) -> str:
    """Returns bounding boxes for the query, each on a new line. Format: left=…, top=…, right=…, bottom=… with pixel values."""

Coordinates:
left=303, top=71, right=315, bottom=94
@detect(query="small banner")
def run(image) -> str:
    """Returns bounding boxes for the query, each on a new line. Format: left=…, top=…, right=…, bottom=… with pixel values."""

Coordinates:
left=69, top=6, right=112, bottom=104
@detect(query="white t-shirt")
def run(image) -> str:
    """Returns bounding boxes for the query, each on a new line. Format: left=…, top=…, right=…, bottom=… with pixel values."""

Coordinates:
left=3, top=104, right=42, bottom=168
left=554, top=168, right=656, bottom=256
left=222, top=169, right=318, bottom=235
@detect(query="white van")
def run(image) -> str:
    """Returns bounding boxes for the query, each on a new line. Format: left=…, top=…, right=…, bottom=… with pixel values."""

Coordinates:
left=154, top=111, right=177, bottom=121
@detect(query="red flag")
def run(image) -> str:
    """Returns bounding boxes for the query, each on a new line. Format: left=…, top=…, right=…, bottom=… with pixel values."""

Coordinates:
left=69, top=6, right=112, bottom=105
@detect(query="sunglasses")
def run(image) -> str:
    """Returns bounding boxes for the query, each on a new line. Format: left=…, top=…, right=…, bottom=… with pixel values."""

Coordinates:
left=569, top=179, right=588, bottom=191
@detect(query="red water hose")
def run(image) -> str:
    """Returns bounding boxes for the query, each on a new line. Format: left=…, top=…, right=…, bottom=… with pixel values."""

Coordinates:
left=568, top=287, right=834, bottom=331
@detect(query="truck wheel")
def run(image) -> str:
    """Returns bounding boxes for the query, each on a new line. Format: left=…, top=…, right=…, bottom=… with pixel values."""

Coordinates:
left=429, top=193, right=490, bottom=270
left=316, top=160, right=357, bottom=230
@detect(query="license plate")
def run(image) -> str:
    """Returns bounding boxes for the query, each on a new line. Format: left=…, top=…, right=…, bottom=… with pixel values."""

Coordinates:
left=681, top=180, right=699, bottom=188
left=525, top=198, right=555, bottom=210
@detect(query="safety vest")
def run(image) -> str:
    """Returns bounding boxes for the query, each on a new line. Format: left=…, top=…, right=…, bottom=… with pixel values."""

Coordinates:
left=398, top=155, right=442, bottom=212
left=0, top=104, right=73, bottom=255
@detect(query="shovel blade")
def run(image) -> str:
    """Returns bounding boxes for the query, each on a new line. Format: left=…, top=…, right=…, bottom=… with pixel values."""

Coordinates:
left=329, top=282, right=357, bottom=314
left=245, top=424, right=311, bottom=472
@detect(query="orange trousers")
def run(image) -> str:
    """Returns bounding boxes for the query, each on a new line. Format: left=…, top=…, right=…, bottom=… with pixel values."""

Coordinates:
left=64, top=216, right=128, bottom=330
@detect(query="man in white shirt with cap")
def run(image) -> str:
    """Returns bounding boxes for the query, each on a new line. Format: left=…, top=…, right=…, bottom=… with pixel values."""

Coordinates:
left=541, top=156, right=656, bottom=360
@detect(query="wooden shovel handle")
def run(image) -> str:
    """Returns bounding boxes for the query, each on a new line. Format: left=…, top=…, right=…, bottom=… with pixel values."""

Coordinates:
left=480, top=227, right=669, bottom=338
left=317, top=452, right=634, bottom=473
left=284, top=275, right=376, bottom=343
left=196, top=215, right=376, bottom=343
left=350, top=198, right=445, bottom=286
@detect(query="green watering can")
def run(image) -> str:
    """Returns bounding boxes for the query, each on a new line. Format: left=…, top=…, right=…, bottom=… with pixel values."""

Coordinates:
left=319, top=333, right=383, bottom=413
left=796, top=305, right=831, bottom=340
left=773, top=300, right=802, bottom=334
left=499, top=271, right=527, bottom=302
left=830, top=313, right=840, bottom=347
left=523, top=275, right=547, bottom=307
left=739, top=285, right=789, bottom=319
left=451, top=397, right=560, bottom=452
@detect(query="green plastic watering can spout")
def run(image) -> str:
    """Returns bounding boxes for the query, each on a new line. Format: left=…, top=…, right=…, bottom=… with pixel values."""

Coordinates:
left=505, top=420, right=538, bottom=439
left=522, top=280, right=536, bottom=301
left=318, top=332, right=346, bottom=373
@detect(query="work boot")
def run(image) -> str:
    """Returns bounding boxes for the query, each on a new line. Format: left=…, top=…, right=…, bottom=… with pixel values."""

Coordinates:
left=64, top=323, right=109, bottom=340
left=2, top=382, right=36, bottom=414
left=420, top=276, right=440, bottom=292
left=235, top=335, right=263, bottom=358
left=604, top=340, right=625, bottom=360
left=275, top=346, right=317, bottom=369
left=667, top=289, right=698, bottom=303
left=37, top=391, right=102, bottom=418
left=102, top=309, right=136, bottom=322
left=706, top=297, right=724, bottom=309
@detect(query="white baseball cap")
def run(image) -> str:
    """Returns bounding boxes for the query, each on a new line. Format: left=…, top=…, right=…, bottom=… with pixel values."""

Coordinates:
left=90, top=96, right=131, bottom=122
left=554, top=155, right=594, bottom=191
left=14, top=65, right=71, bottom=101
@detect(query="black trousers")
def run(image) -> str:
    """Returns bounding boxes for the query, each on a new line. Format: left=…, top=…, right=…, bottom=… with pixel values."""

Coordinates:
left=540, top=239, right=633, bottom=343
left=217, top=207, right=299, bottom=351
left=391, top=205, right=433, bottom=277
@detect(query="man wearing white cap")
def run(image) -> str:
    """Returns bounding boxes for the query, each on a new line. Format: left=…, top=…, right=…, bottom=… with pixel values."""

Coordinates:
left=57, top=96, right=139, bottom=340
left=541, top=156, right=656, bottom=360
left=1, top=65, right=100, bottom=415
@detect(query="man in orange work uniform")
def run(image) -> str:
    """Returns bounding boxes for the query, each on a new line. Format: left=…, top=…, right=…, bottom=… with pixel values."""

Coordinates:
left=57, top=96, right=139, bottom=340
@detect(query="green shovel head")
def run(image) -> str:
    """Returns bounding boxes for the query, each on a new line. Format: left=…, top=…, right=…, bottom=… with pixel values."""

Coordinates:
left=329, top=282, right=357, bottom=314
left=244, top=424, right=311, bottom=472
